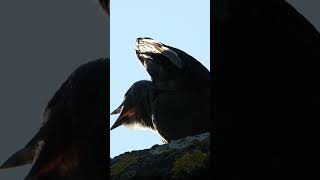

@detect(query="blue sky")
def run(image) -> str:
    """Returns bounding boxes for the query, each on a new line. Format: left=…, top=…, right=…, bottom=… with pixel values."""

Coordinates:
left=110, top=0, right=210, bottom=158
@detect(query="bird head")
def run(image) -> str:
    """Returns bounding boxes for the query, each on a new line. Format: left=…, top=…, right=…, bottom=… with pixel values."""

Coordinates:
left=110, top=100, right=136, bottom=130
left=110, top=80, right=154, bottom=130
left=135, top=37, right=182, bottom=73
left=135, top=37, right=210, bottom=90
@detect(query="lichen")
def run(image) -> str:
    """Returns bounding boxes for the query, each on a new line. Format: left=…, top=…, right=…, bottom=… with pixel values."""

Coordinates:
left=171, top=151, right=208, bottom=179
left=110, top=155, right=140, bottom=176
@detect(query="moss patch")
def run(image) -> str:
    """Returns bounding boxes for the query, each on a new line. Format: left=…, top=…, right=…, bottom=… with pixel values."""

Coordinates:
left=171, top=151, right=208, bottom=179
left=110, top=155, right=140, bottom=176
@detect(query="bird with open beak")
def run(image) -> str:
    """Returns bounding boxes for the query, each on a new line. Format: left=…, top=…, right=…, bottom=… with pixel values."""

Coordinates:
left=111, top=38, right=210, bottom=143
left=110, top=80, right=155, bottom=130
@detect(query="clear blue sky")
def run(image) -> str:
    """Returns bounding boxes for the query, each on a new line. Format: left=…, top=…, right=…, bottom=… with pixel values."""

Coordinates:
left=110, top=0, right=210, bottom=158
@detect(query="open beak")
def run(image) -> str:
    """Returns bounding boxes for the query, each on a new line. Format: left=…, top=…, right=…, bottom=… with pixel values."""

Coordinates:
left=110, top=105, right=123, bottom=115
left=135, top=37, right=182, bottom=68
left=110, top=105, right=123, bottom=130
left=110, top=105, right=136, bottom=130
left=110, top=118, right=123, bottom=130
left=0, top=146, right=34, bottom=170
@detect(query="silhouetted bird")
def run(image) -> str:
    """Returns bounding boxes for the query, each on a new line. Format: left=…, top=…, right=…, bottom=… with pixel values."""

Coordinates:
left=111, top=38, right=210, bottom=143
left=110, top=80, right=155, bottom=131
left=135, top=37, right=210, bottom=91
left=0, top=58, right=109, bottom=180
left=214, top=0, right=320, bottom=177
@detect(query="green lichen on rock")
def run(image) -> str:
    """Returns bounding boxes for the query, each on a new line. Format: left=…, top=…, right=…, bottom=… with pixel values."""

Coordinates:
left=171, top=151, right=209, bottom=179
left=110, top=154, right=140, bottom=176
left=109, top=132, right=210, bottom=179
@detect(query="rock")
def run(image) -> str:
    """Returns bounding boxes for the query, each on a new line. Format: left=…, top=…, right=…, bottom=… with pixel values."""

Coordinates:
left=110, top=132, right=211, bottom=180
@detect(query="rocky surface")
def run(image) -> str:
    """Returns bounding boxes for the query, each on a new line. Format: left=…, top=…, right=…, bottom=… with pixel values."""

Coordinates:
left=110, top=132, right=211, bottom=180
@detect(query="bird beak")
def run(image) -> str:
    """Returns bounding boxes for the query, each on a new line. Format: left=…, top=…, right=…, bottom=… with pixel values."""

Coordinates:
left=110, top=106, right=124, bottom=130
left=110, top=107, right=136, bottom=131
left=110, top=105, right=123, bottom=115
left=110, top=118, right=123, bottom=130
left=135, top=37, right=183, bottom=68
left=0, top=146, right=34, bottom=170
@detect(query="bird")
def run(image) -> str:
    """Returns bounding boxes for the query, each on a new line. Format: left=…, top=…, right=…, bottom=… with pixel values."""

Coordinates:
left=111, top=38, right=211, bottom=143
left=214, top=0, right=320, bottom=177
left=110, top=80, right=155, bottom=132
left=135, top=37, right=210, bottom=91
left=0, top=58, right=109, bottom=180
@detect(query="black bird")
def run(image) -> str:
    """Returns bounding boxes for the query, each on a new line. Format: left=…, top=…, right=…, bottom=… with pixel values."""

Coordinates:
left=214, top=0, right=320, bottom=177
left=110, top=80, right=155, bottom=132
left=135, top=37, right=210, bottom=91
left=0, top=58, right=109, bottom=180
left=111, top=38, right=211, bottom=143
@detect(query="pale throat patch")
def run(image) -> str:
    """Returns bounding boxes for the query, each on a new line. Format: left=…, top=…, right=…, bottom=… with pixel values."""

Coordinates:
left=124, top=120, right=158, bottom=134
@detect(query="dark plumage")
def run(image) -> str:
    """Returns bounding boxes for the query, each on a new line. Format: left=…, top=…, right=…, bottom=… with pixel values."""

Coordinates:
left=110, top=80, right=155, bottom=131
left=135, top=37, right=210, bottom=91
left=111, top=38, right=210, bottom=143
left=214, top=0, right=320, bottom=176
left=0, top=58, right=109, bottom=180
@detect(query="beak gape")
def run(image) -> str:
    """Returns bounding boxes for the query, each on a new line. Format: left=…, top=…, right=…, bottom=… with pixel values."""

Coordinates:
left=110, top=106, right=136, bottom=130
